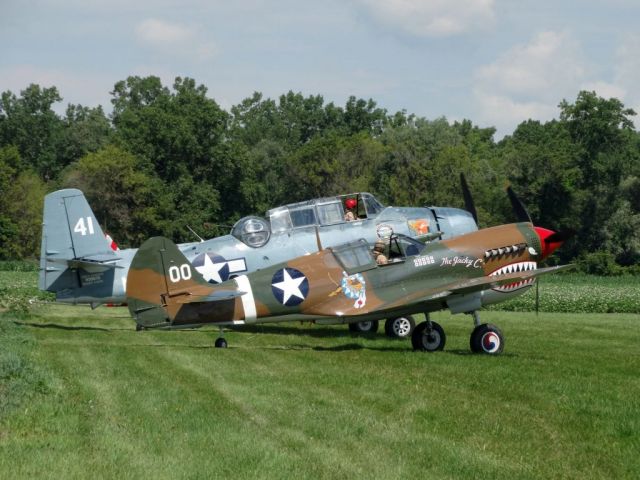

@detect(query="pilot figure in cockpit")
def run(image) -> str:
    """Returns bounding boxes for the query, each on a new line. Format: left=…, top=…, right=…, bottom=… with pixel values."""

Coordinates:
left=344, top=198, right=357, bottom=221
left=372, top=240, right=388, bottom=265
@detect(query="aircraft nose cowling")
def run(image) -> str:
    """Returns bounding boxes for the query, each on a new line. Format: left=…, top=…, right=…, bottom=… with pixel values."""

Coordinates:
left=534, top=227, right=563, bottom=259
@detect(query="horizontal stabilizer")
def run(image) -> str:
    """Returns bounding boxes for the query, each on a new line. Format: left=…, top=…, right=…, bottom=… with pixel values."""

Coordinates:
left=43, top=255, right=122, bottom=269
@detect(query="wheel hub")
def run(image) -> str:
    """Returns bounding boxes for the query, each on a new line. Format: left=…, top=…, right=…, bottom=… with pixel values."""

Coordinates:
left=481, top=331, right=500, bottom=353
left=393, top=318, right=411, bottom=336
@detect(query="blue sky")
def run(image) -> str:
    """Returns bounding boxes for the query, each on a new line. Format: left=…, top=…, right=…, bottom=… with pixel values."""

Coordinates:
left=2, top=0, right=639, bottom=138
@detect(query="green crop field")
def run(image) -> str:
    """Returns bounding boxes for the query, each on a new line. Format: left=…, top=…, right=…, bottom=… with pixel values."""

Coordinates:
left=1, top=272, right=639, bottom=479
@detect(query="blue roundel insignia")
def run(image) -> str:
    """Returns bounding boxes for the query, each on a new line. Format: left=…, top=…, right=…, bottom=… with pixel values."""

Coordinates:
left=271, top=267, right=309, bottom=306
left=192, top=252, right=230, bottom=284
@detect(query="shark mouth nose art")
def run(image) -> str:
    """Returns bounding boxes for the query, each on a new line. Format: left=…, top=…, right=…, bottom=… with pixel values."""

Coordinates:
left=489, top=261, right=537, bottom=292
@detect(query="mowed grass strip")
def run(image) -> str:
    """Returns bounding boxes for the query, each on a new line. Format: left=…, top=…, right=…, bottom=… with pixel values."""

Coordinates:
left=1, top=305, right=638, bottom=479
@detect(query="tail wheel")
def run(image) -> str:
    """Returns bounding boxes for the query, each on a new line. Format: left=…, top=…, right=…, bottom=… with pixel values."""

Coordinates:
left=470, top=323, right=504, bottom=355
left=411, top=321, right=446, bottom=352
left=348, top=320, right=379, bottom=334
left=384, top=316, right=416, bottom=338
left=215, top=337, right=228, bottom=348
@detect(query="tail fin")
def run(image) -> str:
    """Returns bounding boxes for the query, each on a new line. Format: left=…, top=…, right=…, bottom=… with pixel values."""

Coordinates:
left=127, top=236, right=209, bottom=327
left=127, top=237, right=243, bottom=328
left=39, top=189, right=121, bottom=301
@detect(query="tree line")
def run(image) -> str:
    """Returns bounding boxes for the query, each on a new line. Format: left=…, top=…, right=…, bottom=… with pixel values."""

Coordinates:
left=1, top=76, right=639, bottom=274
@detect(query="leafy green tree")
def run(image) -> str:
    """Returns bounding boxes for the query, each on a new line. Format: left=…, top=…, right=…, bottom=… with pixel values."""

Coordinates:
left=283, top=132, right=386, bottom=201
left=111, top=76, right=229, bottom=181
left=63, top=145, right=168, bottom=246
left=0, top=84, right=64, bottom=180
left=230, top=91, right=387, bottom=150
left=237, top=139, right=289, bottom=214
left=378, top=117, right=469, bottom=207
left=0, top=146, right=46, bottom=259
left=499, top=119, right=580, bottom=232
left=558, top=91, right=639, bottom=257
left=59, top=104, right=112, bottom=166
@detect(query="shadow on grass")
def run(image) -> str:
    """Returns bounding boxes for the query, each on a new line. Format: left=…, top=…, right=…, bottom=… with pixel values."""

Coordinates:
left=231, top=324, right=353, bottom=338
left=446, top=348, right=519, bottom=358
left=122, top=340, right=410, bottom=353
left=15, top=321, right=131, bottom=332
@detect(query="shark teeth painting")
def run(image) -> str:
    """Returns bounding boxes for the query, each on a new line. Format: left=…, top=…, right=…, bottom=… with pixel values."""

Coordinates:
left=490, top=261, right=537, bottom=292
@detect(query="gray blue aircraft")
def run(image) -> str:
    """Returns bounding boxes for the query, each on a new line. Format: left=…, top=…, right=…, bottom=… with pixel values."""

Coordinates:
left=39, top=189, right=477, bottom=336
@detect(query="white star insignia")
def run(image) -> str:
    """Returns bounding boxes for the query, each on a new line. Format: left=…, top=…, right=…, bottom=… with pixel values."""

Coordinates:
left=272, top=269, right=306, bottom=304
left=195, top=254, right=226, bottom=283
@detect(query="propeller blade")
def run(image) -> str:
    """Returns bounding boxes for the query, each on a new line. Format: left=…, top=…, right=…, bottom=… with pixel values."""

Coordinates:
left=460, top=173, right=478, bottom=225
left=545, top=229, right=576, bottom=244
left=507, top=186, right=532, bottom=223
left=535, top=277, right=539, bottom=316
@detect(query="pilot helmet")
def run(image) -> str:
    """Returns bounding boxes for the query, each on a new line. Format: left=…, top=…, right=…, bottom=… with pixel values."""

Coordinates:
left=345, top=198, right=357, bottom=210
left=374, top=240, right=385, bottom=252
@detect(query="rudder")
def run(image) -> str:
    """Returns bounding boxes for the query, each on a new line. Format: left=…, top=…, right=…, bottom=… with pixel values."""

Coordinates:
left=39, top=189, right=119, bottom=294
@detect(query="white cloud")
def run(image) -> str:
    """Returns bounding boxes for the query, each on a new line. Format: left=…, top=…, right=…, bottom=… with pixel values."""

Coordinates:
left=614, top=33, right=640, bottom=115
left=354, top=0, right=495, bottom=37
left=476, top=31, right=585, bottom=99
left=472, top=31, right=590, bottom=137
left=134, top=18, right=217, bottom=62
left=472, top=30, right=640, bottom=137
left=580, top=81, right=626, bottom=100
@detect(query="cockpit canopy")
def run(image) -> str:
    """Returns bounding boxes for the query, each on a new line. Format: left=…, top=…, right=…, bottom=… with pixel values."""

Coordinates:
left=233, top=193, right=385, bottom=247
left=267, top=193, right=384, bottom=233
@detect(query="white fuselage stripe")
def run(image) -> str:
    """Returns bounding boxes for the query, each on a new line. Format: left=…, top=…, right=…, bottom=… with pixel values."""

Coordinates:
left=234, top=275, right=257, bottom=321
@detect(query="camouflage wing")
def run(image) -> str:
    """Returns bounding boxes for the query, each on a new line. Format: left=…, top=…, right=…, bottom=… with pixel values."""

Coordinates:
left=126, top=236, right=244, bottom=327
left=377, top=264, right=574, bottom=312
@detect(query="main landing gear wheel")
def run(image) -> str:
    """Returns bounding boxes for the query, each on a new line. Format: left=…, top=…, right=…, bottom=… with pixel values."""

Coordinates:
left=384, top=316, right=416, bottom=338
left=470, top=323, right=504, bottom=355
left=348, top=320, right=379, bottom=334
left=411, top=321, right=446, bottom=352
left=214, top=337, right=228, bottom=348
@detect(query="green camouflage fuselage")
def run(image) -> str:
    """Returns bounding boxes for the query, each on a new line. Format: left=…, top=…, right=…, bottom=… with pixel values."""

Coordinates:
left=127, top=223, right=543, bottom=329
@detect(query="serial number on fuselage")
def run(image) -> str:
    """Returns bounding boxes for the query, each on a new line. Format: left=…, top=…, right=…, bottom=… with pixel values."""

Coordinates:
left=413, top=255, right=436, bottom=267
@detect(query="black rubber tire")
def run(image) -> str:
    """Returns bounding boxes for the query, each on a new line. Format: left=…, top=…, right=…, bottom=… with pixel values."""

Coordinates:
left=470, top=323, right=504, bottom=355
left=384, top=316, right=416, bottom=338
left=135, top=323, right=144, bottom=331
left=214, top=337, right=228, bottom=348
left=411, top=321, right=446, bottom=352
left=348, top=320, right=379, bottom=334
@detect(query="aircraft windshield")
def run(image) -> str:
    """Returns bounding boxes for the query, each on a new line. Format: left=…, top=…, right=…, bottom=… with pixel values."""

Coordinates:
left=331, top=239, right=377, bottom=274
left=363, top=194, right=383, bottom=216
left=388, top=235, right=425, bottom=259
left=269, top=208, right=293, bottom=233
left=317, top=202, right=344, bottom=225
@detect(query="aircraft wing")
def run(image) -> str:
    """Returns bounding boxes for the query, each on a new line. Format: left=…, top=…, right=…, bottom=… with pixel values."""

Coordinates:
left=378, top=264, right=574, bottom=311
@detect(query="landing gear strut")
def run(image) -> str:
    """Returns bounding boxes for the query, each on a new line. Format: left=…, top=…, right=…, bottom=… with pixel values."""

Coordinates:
left=468, top=311, right=504, bottom=355
left=411, top=314, right=446, bottom=352
left=215, top=327, right=227, bottom=348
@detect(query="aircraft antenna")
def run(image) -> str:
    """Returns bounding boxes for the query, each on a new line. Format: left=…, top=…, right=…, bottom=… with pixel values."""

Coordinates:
left=186, top=225, right=205, bottom=243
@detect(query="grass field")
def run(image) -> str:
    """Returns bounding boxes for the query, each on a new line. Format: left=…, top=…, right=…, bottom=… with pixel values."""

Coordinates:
left=1, top=300, right=639, bottom=479
left=1, top=271, right=640, bottom=478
